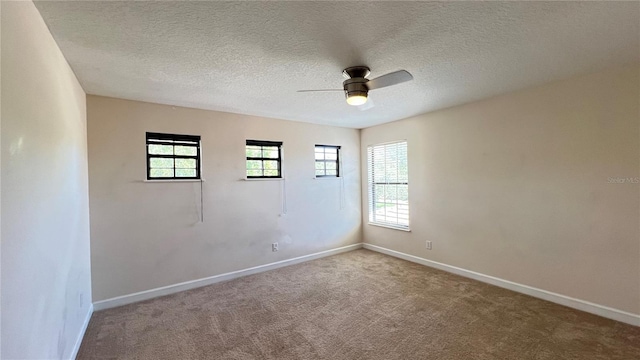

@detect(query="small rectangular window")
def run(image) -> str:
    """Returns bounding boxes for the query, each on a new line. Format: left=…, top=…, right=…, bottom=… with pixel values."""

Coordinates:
left=246, top=140, right=283, bottom=178
left=315, top=145, right=340, bottom=177
left=367, top=141, right=409, bottom=229
left=146, top=132, right=201, bottom=180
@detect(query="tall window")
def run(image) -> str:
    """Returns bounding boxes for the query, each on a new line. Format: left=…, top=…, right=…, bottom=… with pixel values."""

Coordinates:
left=246, top=140, right=283, bottom=178
left=367, top=141, right=409, bottom=229
left=146, top=132, right=201, bottom=180
left=315, top=145, right=340, bottom=177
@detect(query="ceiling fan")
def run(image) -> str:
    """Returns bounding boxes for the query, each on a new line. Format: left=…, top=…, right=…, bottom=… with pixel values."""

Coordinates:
left=297, top=66, right=413, bottom=106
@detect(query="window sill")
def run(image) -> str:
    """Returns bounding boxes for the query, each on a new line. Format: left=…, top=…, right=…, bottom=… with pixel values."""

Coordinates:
left=313, top=176, right=341, bottom=180
left=241, top=178, right=284, bottom=181
left=143, top=179, right=205, bottom=183
left=367, top=222, right=411, bottom=232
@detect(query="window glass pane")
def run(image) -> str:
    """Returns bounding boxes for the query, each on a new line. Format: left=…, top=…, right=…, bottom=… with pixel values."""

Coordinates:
left=375, top=184, right=385, bottom=202
left=147, top=132, right=201, bottom=180
left=385, top=147, right=398, bottom=181
left=399, top=164, right=409, bottom=182
left=148, top=144, right=173, bottom=155
left=262, top=147, right=279, bottom=159
left=246, top=146, right=262, bottom=157
left=386, top=185, right=398, bottom=201
left=176, top=169, right=196, bottom=177
left=246, top=141, right=281, bottom=177
left=315, top=146, right=339, bottom=176
left=150, top=169, right=174, bottom=178
left=398, top=185, right=409, bottom=202
left=263, top=160, right=278, bottom=170
left=150, top=158, right=174, bottom=168
left=175, top=146, right=197, bottom=156
left=374, top=163, right=386, bottom=182
left=246, top=160, right=262, bottom=169
left=175, top=158, right=196, bottom=169
left=315, top=169, right=325, bottom=176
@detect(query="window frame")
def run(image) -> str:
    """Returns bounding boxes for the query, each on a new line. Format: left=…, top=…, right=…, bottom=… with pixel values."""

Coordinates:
left=146, top=132, right=201, bottom=180
left=314, top=144, right=341, bottom=178
left=245, top=140, right=283, bottom=179
left=367, top=140, right=410, bottom=231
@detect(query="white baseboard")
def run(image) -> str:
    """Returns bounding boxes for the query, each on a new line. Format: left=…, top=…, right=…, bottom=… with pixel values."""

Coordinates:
left=93, top=243, right=363, bottom=311
left=70, top=304, right=94, bottom=360
left=363, top=243, right=640, bottom=327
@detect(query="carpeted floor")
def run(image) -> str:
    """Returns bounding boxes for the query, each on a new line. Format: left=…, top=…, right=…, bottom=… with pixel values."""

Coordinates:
left=78, top=249, right=640, bottom=359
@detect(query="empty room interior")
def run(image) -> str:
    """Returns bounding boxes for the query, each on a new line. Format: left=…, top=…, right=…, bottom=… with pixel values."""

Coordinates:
left=2, top=1, right=640, bottom=359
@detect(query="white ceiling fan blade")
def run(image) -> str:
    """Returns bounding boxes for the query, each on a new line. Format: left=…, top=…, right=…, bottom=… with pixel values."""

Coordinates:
left=366, top=70, right=413, bottom=90
left=297, top=89, right=343, bottom=92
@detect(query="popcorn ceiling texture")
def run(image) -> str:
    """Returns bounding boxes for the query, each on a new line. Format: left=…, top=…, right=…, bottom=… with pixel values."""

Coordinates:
left=34, top=1, right=639, bottom=128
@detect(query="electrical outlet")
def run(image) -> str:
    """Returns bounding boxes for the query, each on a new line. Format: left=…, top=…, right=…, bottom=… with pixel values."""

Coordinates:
left=426, top=241, right=432, bottom=250
left=272, top=242, right=279, bottom=252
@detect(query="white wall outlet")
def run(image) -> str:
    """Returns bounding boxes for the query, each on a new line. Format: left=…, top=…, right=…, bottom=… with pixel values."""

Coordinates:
left=426, top=241, right=432, bottom=250
left=272, top=242, right=279, bottom=252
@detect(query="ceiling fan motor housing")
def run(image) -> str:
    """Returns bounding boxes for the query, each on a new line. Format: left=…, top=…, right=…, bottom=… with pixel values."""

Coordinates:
left=343, top=77, right=369, bottom=99
left=342, top=66, right=371, bottom=99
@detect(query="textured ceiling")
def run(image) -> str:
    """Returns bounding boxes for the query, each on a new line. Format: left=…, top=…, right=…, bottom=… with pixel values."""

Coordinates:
left=34, top=1, right=639, bottom=129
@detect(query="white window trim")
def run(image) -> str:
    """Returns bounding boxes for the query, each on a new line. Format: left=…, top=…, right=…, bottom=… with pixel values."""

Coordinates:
left=368, top=222, right=411, bottom=232
left=242, top=178, right=284, bottom=181
left=144, top=179, right=205, bottom=183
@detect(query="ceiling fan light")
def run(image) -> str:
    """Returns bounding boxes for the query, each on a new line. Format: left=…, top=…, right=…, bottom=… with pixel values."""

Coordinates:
left=346, top=94, right=367, bottom=106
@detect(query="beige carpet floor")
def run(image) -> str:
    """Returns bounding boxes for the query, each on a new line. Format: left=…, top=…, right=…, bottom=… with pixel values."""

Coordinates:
left=79, top=249, right=640, bottom=359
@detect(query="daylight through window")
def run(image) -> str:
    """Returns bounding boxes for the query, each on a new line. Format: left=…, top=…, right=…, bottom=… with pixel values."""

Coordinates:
left=315, top=145, right=340, bottom=177
left=246, top=140, right=283, bottom=178
left=146, top=132, right=201, bottom=180
left=367, top=141, right=409, bottom=229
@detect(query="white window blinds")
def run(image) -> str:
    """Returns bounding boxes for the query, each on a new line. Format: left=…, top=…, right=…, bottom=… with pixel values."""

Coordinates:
left=367, top=141, right=409, bottom=229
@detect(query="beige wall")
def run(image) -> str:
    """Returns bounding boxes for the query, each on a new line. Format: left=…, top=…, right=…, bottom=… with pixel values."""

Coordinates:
left=1, top=1, right=92, bottom=359
left=361, top=64, right=640, bottom=315
left=87, top=96, right=361, bottom=301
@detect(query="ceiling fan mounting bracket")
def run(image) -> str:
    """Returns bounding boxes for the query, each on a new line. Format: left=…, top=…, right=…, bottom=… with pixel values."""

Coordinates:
left=342, top=66, right=371, bottom=79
